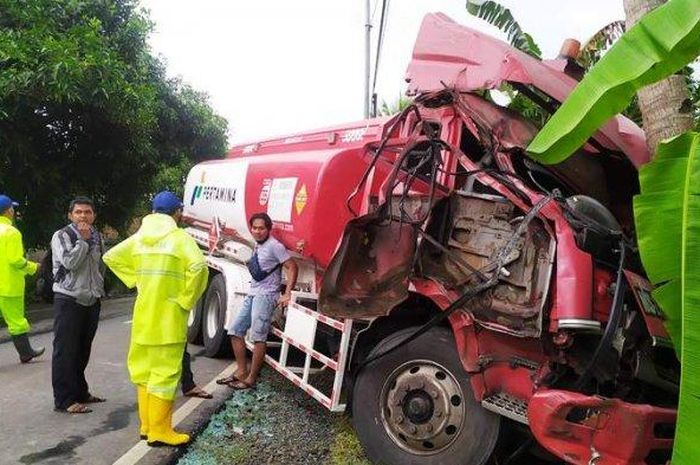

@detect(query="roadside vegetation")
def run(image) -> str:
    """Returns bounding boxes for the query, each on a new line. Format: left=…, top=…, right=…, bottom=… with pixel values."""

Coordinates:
left=0, top=0, right=229, bottom=248
left=178, top=370, right=371, bottom=465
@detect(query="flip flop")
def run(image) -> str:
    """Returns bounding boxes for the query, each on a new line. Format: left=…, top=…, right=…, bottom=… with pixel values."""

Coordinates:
left=184, top=387, right=213, bottom=399
left=55, top=403, right=93, bottom=414
left=83, top=394, right=106, bottom=403
left=227, top=380, right=255, bottom=391
left=216, top=374, right=240, bottom=385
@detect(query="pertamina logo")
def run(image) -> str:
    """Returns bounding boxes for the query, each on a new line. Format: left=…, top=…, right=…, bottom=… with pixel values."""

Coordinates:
left=190, top=185, right=237, bottom=206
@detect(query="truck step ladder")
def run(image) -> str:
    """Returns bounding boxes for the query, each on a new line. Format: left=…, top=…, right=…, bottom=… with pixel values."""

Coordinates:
left=244, top=291, right=353, bottom=412
left=482, top=392, right=529, bottom=425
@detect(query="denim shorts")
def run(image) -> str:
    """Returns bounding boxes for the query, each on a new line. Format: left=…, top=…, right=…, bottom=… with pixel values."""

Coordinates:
left=227, top=294, right=278, bottom=342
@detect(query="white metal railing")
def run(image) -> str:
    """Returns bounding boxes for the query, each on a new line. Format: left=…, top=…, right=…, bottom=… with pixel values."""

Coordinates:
left=245, top=292, right=353, bottom=412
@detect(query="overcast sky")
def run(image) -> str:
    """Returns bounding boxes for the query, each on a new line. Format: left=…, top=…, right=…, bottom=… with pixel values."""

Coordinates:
left=139, top=0, right=624, bottom=145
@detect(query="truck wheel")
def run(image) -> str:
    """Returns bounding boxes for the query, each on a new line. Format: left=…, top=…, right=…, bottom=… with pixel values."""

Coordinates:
left=202, top=275, right=229, bottom=357
left=187, top=296, right=204, bottom=345
left=352, top=327, right=500, bottom=465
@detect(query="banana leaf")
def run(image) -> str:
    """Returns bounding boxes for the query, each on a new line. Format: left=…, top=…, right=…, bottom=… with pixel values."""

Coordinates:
left=634, top=132, right=700, bottom=464
left=526, top=0, right=700, bottom=164
left=520, top=0, right=700, bottom=461
left=466, top=1, right=542, bottom=59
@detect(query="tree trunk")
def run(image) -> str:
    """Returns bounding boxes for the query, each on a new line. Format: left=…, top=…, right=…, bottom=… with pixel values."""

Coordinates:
left=623, top=0, right=694, bottom=157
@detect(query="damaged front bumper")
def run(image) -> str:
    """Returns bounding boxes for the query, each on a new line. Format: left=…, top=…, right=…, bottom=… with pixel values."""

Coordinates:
left=528, top=390, right=676, bottom=465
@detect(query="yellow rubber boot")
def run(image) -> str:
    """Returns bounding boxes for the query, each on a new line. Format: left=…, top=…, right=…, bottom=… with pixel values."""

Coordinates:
left=137, top=385, right=149, bottom=439
left=147, top=394, right=190, bottom=447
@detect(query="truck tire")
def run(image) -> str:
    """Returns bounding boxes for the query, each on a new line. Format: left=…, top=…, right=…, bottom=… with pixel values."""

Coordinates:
left=187, top=296, right=204, bottom=345
left=352, top=326, right=500, bottom=465
left=202, top=275, right=230, bottom=357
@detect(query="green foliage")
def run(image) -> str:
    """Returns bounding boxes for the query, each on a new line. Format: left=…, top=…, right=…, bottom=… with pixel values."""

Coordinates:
left=330, top=417, right=372, bottom=465
left=494, top=84, right=549, bottom=128
left=378, top=96, right=413, bottom=116
left=527, top=0, right=700, bottom=164
left=520, top=0, right=700, bottom=461
left=581, top=21, right=645, bottom=127
left=0, top=0, right=228, bottom=246
left=683, top=61, right=700, bottom=130
left=578, top=20, right=626, bottom=70
left=633, top=132, right=700, bottom=465
left=466, top=0, right=541, bottom=59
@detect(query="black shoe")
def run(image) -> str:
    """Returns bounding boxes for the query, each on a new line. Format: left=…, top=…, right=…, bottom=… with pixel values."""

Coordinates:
left=11, top=333, right=45, bottom=363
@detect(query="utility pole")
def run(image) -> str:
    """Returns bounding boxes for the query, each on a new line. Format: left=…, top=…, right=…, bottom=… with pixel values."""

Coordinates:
left=364, top=0, right=371, bottom=119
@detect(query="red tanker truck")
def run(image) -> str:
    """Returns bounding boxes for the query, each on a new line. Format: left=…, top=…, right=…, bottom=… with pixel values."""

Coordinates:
left=182, top=13, right=678, bottom=465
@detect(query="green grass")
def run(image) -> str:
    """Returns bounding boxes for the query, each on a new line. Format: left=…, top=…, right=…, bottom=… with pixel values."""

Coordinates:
left=330, top=417, right=372, bottom=465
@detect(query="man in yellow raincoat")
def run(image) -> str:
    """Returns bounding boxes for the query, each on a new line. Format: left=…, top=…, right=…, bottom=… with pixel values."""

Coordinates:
left=103, top=191, right=207, bottom=446
left=0, top=194, right=45, bottom=363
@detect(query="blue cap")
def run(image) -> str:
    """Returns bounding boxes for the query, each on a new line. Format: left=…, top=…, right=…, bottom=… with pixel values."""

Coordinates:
left=152, top=191, right=184, bottom=214
left=0, top=195, right=19, bottom=213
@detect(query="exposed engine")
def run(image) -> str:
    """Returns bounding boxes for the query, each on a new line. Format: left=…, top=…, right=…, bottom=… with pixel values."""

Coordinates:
left=420, top=192, right=554, bottom=338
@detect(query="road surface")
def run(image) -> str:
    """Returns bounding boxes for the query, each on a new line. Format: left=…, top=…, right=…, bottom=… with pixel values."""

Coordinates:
left=0, top=298, right=232, bottom=465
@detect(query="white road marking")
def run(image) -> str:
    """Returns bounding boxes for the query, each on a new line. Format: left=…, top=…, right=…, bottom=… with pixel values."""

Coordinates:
left=123, top=320, right=132, bottom=324
left=112, top=363, right=236, bottom=465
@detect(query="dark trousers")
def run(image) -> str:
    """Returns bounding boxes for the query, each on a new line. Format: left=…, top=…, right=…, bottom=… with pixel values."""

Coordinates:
left=181, top=349, right=195, bottom=394
left=52, top=294, right=101, bottom=409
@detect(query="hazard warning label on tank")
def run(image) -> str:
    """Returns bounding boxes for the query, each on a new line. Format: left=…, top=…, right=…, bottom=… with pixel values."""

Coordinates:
left=295, top=184, right=308, bottom=215
left=267, top=177, right=298, bottom=223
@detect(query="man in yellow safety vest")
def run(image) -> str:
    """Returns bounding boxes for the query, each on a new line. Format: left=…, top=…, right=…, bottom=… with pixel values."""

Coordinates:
left=103, top=191, right=208, bottom=446
left=0, top=194, right=45, bottom=363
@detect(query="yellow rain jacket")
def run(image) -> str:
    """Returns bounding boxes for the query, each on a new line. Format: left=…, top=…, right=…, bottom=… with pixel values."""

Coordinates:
left=103, top=213, right=208, bottom=345
left=0, top=216, right=38, bottom=297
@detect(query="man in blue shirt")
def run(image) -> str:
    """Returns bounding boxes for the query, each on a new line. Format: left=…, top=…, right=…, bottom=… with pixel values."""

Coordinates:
left=217, top=212, right=297, bottom=390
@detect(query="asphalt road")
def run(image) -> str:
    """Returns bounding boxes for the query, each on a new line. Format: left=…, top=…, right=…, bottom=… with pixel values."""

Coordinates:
left=0, top=298, right=232, bottom=465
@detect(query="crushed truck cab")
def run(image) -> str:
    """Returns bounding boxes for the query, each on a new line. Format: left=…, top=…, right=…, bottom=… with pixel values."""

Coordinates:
left=183, top=13, right=678, bottom=465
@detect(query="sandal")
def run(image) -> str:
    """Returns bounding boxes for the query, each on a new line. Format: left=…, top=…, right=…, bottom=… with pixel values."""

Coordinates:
left=83, top=394, right=106, bottom=403
left=227, top=380, right=255, bottom=391
left=216, top=374, right=240, bottom=385
left=55, top=403, right=93, bottom=414
left=184, top=386, right=213, bottom=399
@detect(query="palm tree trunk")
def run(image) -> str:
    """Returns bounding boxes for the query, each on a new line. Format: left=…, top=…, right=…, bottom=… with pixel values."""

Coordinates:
left=623, top=0, right=694, bottom=157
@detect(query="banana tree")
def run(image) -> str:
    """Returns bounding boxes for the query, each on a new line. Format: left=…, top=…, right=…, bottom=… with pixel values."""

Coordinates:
left=465, top=0, right=542, bottom=58
left=624, top=0, right=695, bottom=154
left=526, top=0, right=700, bottom=462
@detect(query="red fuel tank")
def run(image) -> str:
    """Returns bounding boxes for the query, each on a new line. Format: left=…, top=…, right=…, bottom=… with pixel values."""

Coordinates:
left=183, top=127, right=389, bottom=268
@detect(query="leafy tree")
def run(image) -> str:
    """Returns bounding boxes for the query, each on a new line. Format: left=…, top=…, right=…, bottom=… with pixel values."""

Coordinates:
left=0, top=0, right=228, bottom=247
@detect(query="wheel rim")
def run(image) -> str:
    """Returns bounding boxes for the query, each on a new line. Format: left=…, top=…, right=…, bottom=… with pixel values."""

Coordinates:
left=380, top=359, right=466, bottom=455
left=206, top=290, right=221, bottom=339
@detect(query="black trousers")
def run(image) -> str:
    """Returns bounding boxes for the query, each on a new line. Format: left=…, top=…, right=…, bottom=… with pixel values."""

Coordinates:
left=52, top=294, right=101, bottom=409
left=181, top=349, right=195, bottom=394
